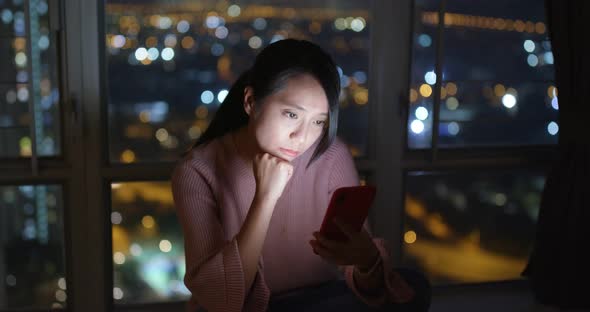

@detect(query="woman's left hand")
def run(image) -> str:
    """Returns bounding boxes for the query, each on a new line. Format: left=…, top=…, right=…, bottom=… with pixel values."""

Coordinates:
left=309, top=219, right=379, bottom=270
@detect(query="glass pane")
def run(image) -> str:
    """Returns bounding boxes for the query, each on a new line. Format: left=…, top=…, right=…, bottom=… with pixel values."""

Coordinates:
left=110, top=181, right=189, bottom=303
left=441, top=2, right=553, bottom=82
left=0, top=0, right=62, bottom=158
left=438, top=81, right=558, bottom=145
left=407, top=0, right=439, bottom=149
left=408, top=0, right=557, bottom=148
left=0, top=184, right=66, bottom=309
left=105, top=1, right=371, bottom=163
left=402, top=171, right=544, bottom=285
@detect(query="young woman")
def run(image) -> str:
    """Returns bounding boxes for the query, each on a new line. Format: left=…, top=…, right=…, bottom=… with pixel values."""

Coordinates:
left=172, top=39, right=430, bottom=312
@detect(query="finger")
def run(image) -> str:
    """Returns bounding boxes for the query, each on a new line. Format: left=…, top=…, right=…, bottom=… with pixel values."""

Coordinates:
left=309, top=240, right=319, bottom=255
left=264, top=153, right=289, bottom=165
left=279, top=162, right=292, bottom=171
left=310, top=239, right=341, bottom=256
left=358, top=226, right=374, bottom=240
left=333, top=219, right=358, bottom=239
left=313, top=232, right=349, bottom=251
left=274, top=155, right=290, bottom=163
left=312, top=243, right=347, bottom=265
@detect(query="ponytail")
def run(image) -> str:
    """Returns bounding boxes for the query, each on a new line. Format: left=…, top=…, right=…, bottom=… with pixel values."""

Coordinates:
left=192, top=69, right=252, bottom=149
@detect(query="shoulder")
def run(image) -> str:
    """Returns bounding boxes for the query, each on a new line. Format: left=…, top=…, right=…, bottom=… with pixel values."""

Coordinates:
left=315, top=137, right=359, bottom=187
left=172, top=136, right=229, bottom=186
left=320, top=137, right=354, bottom=164
left=304, top=136, right=355, bottom=174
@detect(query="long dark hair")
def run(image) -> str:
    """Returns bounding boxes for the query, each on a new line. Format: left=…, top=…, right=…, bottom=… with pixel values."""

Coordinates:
left=192, top=39, right=341, bottom=166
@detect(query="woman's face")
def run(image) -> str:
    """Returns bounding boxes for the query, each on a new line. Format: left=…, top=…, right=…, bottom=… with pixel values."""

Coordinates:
left=244, top=74, right=329, bottom=162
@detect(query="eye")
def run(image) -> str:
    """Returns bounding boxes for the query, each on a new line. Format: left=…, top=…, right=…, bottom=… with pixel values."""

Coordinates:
left=314, top=120, right=327, bottom=127
left=283, top=111, right=298, bottom=119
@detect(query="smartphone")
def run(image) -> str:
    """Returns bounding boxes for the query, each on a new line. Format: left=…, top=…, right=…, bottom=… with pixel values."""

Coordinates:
left=319, top=185, right=377, bottom=241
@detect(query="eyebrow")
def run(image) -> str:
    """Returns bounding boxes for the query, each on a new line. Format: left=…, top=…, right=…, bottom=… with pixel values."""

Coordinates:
left=283, top=102, right=328, bottom=116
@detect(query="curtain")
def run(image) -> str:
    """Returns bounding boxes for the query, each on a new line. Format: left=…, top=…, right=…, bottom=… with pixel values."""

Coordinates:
left=522, top=0, right=590, bottom=309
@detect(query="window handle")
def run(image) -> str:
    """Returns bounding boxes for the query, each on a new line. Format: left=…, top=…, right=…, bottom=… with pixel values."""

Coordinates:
left=48, top=0, right=63, bottom=32
left=398, top=91, right=409, bottom=118
left=69, top=94, right=82, bottom=144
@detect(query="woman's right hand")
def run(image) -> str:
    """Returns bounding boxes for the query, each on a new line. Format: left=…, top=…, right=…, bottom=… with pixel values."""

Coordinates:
left=253, top=153, right=294, bottom=204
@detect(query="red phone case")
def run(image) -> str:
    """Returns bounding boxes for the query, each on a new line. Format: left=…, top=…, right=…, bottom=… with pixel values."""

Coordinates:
left=319, top=186, right=377, bottom=241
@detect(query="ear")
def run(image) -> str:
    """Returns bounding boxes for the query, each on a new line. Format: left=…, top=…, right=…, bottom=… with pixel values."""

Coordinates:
left=243, top=86, right=255, bottom=116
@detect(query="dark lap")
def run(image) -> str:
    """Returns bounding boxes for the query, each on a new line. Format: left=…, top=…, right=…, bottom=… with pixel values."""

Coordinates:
left=268, top=268, right=431, bottom=312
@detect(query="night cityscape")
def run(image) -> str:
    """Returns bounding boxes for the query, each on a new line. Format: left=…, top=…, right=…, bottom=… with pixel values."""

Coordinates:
left=0, top=0, right=559, bottom=309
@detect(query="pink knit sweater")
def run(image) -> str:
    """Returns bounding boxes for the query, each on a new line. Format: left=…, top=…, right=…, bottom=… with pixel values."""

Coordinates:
left=171, top=133, right=414, bottom=312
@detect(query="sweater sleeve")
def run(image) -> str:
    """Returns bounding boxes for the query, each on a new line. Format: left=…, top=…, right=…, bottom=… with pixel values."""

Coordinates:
left=327, top=140, right=415, bottom=307
left=171, top=159, right=270, bottom=312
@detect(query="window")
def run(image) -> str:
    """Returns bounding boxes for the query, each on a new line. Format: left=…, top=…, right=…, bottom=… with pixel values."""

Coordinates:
left=408, top=0, right=557, bottom=148
left=0, top=0, right=69, bottom=310
left=0, top=0, right=62, bottom=158
left=110, top=181, right=188, bottom=303
left=0, top=184, right=66, bottom=309
left=404, top=171, right=544, bottom=284
left=401, top=0, right=555, bottom=285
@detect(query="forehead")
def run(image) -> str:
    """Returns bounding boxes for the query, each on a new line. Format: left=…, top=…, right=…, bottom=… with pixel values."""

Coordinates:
left=266, top=74, right=329, bottom=113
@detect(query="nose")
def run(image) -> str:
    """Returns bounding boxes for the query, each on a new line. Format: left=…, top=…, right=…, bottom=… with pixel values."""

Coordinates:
left=289, top=123, right=308, bottom=145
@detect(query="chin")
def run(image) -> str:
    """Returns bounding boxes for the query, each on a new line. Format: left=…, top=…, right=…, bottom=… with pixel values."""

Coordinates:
left=275, top=152, right=295, bottom=162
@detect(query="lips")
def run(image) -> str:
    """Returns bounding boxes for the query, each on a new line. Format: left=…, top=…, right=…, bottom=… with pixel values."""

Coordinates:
left=280, top=148, right=299, bottom=158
